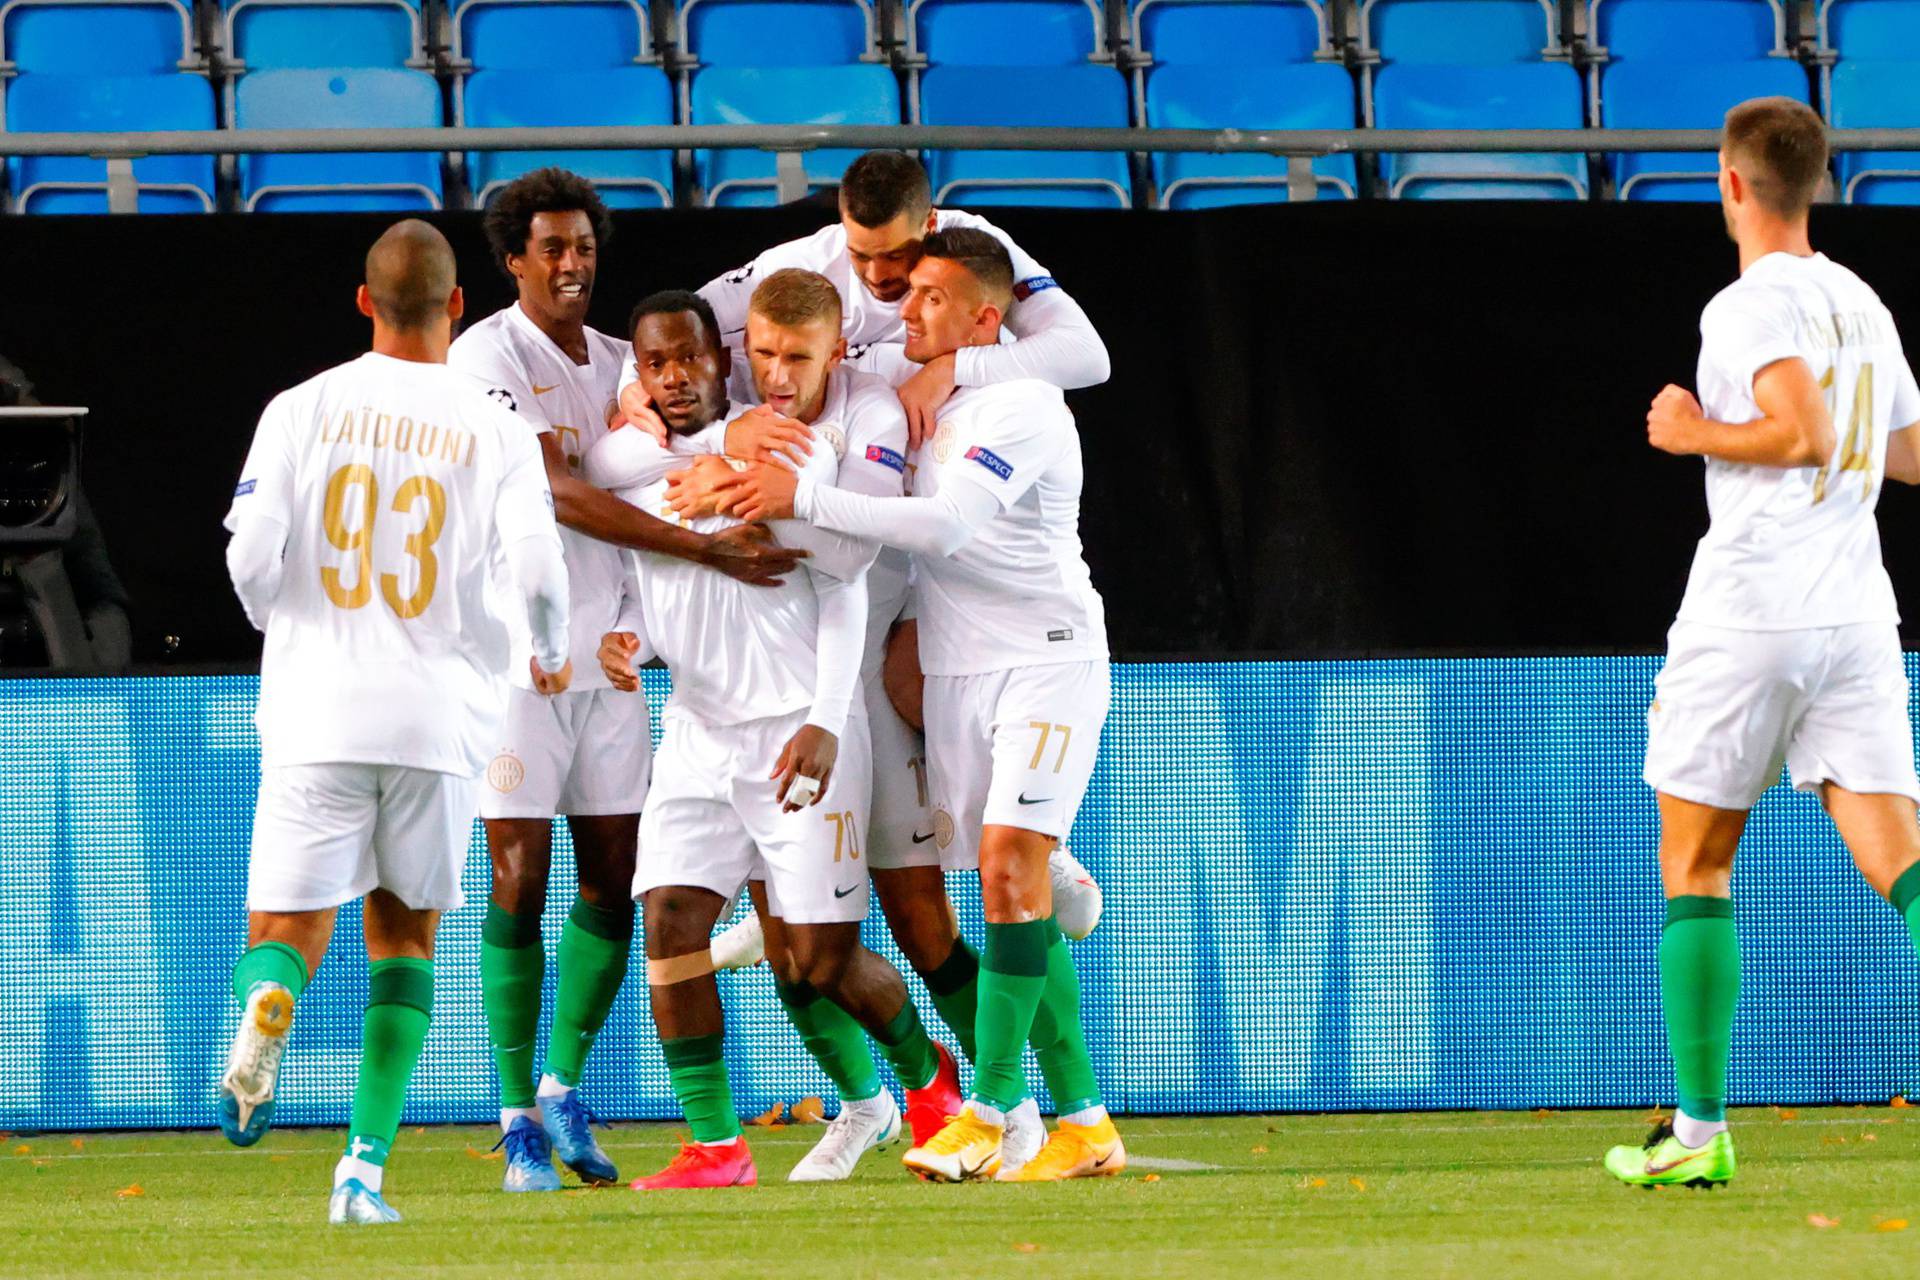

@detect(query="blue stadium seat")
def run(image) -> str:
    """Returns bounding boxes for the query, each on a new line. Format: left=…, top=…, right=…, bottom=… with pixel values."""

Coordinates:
left=5, top=73, right=215, bottom=213
left=452, top=0, right=653, bottom=69
left=1602, top=59, right=1809, bottom=201
left=1831, top=60, right=1920, bottom=204
left=235, top=68, right=444, bottom=211
left=1146, top=63, right=1357, bottom=206
left=680, top=0, right=876, bottom=65
left=691, top=64, right=900, bottom=206
left=918, top=63, right=1130, bottom=207
left=1590, top=0, right=1783, bottom=60
left=1362, top=0, right=1558, bottom=63
left=909, top=0, right=1107, bottom=64
left=1, top=1, right=196, bottom=74
left=1132, top=0, right=1329, bottom=65
left=1823, top=0, right=1920, bottom=55
left=463, top=66, right=673, bottom=209
left=1374, top=62, right=1585, bottom=199
left=219, top=1, right=424, bottom=70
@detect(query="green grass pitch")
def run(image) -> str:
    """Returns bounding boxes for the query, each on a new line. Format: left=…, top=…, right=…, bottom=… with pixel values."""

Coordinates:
left=5, top=1108, right=1919, bottom=1278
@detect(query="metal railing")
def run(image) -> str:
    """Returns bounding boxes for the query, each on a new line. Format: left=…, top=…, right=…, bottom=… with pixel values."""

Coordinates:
left=5, top=124, right=1920, bottom=210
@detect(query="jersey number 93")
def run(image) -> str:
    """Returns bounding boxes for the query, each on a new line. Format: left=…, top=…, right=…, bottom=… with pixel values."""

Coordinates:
left=320, top=463, right=448, bottom=618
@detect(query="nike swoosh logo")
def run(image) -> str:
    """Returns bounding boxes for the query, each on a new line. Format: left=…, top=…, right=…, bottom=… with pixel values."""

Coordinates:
left=1091, top=1149, right=1117, bottom=1169
left=912, top=831, right=936, bottom=844
left=531, top=383, right=558, bottom=395
left=833, top=884, right=860, bottom=899
left=1644, top=1147, right=1714, bottom=1176
left=1017, top=794, right=1050, bottom=805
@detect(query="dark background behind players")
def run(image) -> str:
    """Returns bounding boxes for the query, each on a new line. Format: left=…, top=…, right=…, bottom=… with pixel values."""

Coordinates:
left=9, top=201, right=1920, bottom=665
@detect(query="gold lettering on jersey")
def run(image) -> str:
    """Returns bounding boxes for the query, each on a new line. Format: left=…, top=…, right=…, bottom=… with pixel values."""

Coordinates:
left=1814, top=362, right=1877, bottom=505
left=1800, top=310, right=1891, bottom=349
left=553, top=425, right=582, bottom=471
left=314, top=406, right=479, bottom=470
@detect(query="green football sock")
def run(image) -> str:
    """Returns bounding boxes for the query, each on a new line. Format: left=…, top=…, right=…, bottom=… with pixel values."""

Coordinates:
left=971, top=920, right=1049, bottom=1113
left=544, top=897, right=633, bottom=1088
left=347, top=957, right=434, bottom=1162
left=231, top=940, right=308, bottom=1005
left=874, top=997, right=941, bottom=1092
left=775, top=978, right=882, bottom=1103
left=916, top=936, right=980, bottom=1063
left=1891, top=862, right=1920, bottom=958
left=1029, top=919, right=1103, bottom=1115
left=662, top=1033, right=740, bottom=1143
left=1661, top=896, right=1739, bottom=1123
left=481, top=903, right=544, bottom=1110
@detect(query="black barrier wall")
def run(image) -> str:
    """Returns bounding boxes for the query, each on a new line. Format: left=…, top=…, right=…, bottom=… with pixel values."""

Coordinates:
left=5, top=200, right=1920, bottom=664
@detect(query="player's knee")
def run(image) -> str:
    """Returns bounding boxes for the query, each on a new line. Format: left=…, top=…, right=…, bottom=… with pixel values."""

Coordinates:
left=489, top=872, right=547, bottom=918
left=785, top=928, right=856, bottom=992
left=644, top=888, right=715, bottom=955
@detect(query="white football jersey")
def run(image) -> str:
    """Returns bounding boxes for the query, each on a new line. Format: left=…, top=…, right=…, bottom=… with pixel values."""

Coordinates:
left=224, top=352, right=558, bottom=775
left=911, top=381, right=1108, bottom=675
left=729, top=365, right=913, bottom=681
left=583, top=407, right=853, bottom=728
left=1678, top=251, right=1920, bottom=631
left=449, top=303, right=633, bottom=688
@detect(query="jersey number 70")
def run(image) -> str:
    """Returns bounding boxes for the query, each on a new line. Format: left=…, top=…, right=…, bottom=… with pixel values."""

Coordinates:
left=320, top=463, right=448, bottom=618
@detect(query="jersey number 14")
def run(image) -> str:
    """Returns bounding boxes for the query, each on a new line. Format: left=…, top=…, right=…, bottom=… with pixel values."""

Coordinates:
left=321, top=463, right=448, bottom=618
left=1814, top=362, right=1875, bottom=506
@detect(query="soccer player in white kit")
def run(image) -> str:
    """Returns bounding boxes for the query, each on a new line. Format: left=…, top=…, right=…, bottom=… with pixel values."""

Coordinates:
left=447, top=169, right=800, bottom=1192
left=651, top=152, right=1108, bottom=1070
left=632, top=269, right=967, bottom=1181
left=214, top=221, right=573, bottom=1225
left=584, top=292, right=954, bottom=1191
left=722, top=229, right=1122, bottom=1184
left=1604, top=98, right=1920, bottom=1189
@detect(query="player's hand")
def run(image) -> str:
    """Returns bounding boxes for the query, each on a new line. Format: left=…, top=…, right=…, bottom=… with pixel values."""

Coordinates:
left=597, top=631, right=642, bottom=692
left=897, top=352, right=957, bottom=452
left=1647, top=384, right=1705, bottom=456
left=666, top=454, right=747, bottom=520
left=700, top=522, right=808, bottom=587
left=616, top=381, right=670, bottom=448
left=724, top=404, right=814, bottom=469
left=772, top=724, right=838, bottom=811
left=530, top=657, right=573, bottom=696
left=724, top=462, right=801, bottom=524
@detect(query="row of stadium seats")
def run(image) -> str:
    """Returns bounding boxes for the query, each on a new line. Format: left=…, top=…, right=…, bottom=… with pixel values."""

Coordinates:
left=3, top=0, right=1919, bottom=211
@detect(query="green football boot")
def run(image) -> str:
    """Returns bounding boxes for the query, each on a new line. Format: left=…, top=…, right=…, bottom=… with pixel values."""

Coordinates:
left=1605, top=1118, right=1736, bottom=1188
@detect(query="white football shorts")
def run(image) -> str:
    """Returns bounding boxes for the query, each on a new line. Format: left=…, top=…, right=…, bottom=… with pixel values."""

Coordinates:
left=247, top=763, right=479, bottom=912
left=478, top=686, right=653, bottom=819
left=635, top=707, right=874, bottom=925
left=864, top=673, right=940, bottom=871
left=1644, top=620, right=1920, bottom=810
left=923, top=659, right=1110, bottom=871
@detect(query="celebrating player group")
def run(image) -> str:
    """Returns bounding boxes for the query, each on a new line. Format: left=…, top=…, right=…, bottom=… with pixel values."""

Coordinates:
left=216, top=151, right=1120, bottom=1222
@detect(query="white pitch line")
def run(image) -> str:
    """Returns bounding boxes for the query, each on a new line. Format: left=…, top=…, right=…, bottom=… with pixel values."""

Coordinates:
left=1128, top=1156, right=1224, bottom=1172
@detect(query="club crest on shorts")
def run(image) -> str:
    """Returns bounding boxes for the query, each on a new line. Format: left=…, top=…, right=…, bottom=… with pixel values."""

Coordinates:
left=488, top=752, right=525, bottom=793
left=931, top=422, right=956, bottom=464
left=932, top=806, right=955, bottom=850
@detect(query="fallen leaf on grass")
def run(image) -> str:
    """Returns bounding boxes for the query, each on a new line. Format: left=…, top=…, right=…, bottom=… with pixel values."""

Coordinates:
left=1775, top=1108, right=1799, bottom=1122
left=1878, top=1219, right=1909, bottom=1233
left=1808, top=1214, right=1841, bottom=1229
left=1298, top=1176, right=1327, bottom=1189
left=1532, top=1109, right=1555, bottom=1118
left=1350, top=1178, right=1368, bottom=1192
left=1141, top=1174, right=1161, bottom=1183
left=1863, top=1134, right=1879, bottom=1143
left=791, top=1097, right=825, bottom=1125
left=116, top=1185, right=143, bottom=1199
left=13, top=1145, right=30, bottom=1156
left=464, top=1145, right=503, bottom=1162
left=1012, top=1243, right=1041, bottom=1254
left=749, top=1104, right=786, bottom=1127
left=69, top=1139, right=84, bottom=1151
left=1892, top=1096, right=1912, bottom=1110
left=413, top=1127, right=426, bottom=1136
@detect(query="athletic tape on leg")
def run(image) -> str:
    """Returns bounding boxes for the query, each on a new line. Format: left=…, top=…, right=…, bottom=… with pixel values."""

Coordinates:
left=647, top=950, right=717, bottom=986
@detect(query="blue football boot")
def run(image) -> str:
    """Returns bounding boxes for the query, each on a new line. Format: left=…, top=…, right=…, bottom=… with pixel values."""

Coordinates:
left=539, top=1091, right=619, bottom=1185
left=494, top=1115, right=562, bottom=1192
left=217, top=983, right=294, bottom=1147
left=329, top=1178, right=401, bottom=1225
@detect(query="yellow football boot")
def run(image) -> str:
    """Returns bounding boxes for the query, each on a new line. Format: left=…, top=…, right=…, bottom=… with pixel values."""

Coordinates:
left=1000, top=1115, right=1126, bottom=1182
left=902, top=1104, right=1004, bottom=1182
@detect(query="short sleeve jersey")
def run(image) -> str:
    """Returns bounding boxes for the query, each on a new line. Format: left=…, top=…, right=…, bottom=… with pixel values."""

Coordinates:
left=449, top=303, right=631, bottom=687
left=910, top=380, right=1108, bottom=676
left=1678, top=251, right=1920, bottom=631
left=224, top=352, right=556, bottom=774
